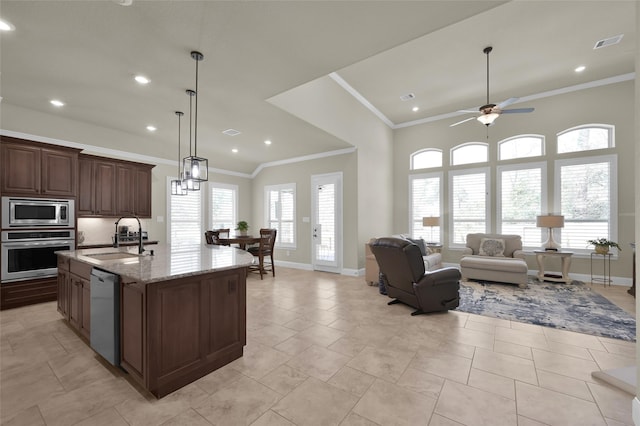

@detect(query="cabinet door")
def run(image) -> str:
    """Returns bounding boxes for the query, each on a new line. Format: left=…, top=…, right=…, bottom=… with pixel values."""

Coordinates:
left=80, top=277, right=91, bottom=340
left=57, top=270, right=70, bottom=319
left=134, top=166, right=152, bottom=218
left=1, top=142, right=41, bottom=195
left=69, top=276, right=83, bottom=331
left=41, top=148, right=77, bottom=197
left=78, top=158, right=95, bottom=215
left=116, top=164, right=135, bottom=216
left=94, top=161, right=117, bottom=216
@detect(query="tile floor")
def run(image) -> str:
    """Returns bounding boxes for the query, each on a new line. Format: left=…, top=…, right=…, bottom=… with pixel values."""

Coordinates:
left=0, top=268, right=636, bottom=426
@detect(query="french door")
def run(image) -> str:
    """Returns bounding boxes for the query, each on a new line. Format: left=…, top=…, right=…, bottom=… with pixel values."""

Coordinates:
left=311, top=173, right=342, bottom=273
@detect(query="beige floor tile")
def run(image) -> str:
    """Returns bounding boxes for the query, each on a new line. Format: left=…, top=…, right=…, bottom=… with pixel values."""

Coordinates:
left=346, top=345, right=415, bottom=383
left=272, top=377, right=359, bottom=425
left=339, top=412, right=380, bottom=426
left=545, top=339, right=596, bottom=360
left=516, top=416, right=549, bottom=426
left=472, top=347, right=538, bottom=385
left=536, top=369, right=594, bottom=401
left=515, top=381, right=607, bottom=426
left=328, top=336, right=368, bottom=357
left=0, top=405, right=46, bottom=426
left=532, top=348, right=600, bottom=382
left=509, top=320, right=545, bottom=334
left=327, top=318, right=360, bottom=332
left=194, top=363, right=244, bottom=395
left=74, top=407, right=130, bottom=426
left=588, top=349, right=635, bottom=371
left=542, top=328, right=606, bottom=351
left=328, top=366, right=376, bottom=397
left=587, top=382, right=634, bottom=425
left=286, top=344, right=351, bottom=381
left=464, top=319, right=496, bottom=334
left=495, top=326, right=550, bottom=350
left=159, top=408, right=213, bottom=426
left=248, top=324, right=298, bottom=347
left=493, top=339, right=533, bottom=360
left=408, top=348, right=471, bottom=384
left=250, top=410, right=295, bottom=426
left=467, top=367, right=515, bottom=400
left=294, top=324, right=346, bottom=347
left=428, top=414, right=465, bottom=425
left=48, top=350, right=117, bottom=391
left=194, top=376, right=281, bottom=426
left=229, top=342, right=291, bottom=380
left=259, top=364, right=309, bottom=395
left=463, top=312, right=510, bottom=328
left=282, top=317, right=316, bottom=331
left=353, top=378, right=436, bottom=426
left=443, top=326, right=494, bottom=350
left=396, top=367, right=445, bottom=399
left=434, top=380, right=517, bottom=426
left=599, top=339, right=636, bottom=358
left=433, top=339, right=476, bottom=359
left=273, top=336, right=315, bottom=356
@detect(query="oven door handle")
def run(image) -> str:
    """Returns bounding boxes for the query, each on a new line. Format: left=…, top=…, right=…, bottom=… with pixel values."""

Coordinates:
left=1, top=239, right=75, bottom=247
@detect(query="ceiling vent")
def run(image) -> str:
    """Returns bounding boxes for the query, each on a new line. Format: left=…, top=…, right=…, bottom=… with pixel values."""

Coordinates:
left=222, top=129, right=241, bottom=136
left=594, top=34, right=623, bottom=49
left=400, top=93, right=415, bottom=101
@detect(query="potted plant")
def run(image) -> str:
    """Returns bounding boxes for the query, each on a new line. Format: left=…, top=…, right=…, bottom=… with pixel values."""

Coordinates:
left=587, top=238, right=621, bottom=254
left=236, top=221, right=249, bottom=236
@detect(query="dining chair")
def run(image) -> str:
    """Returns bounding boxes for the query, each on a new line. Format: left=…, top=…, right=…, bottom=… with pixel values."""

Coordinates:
left=204, top=230, right=217, bottom=244
left=248, top=228, right=277, bottom=279
left=216, top=228, right=231, bottom=246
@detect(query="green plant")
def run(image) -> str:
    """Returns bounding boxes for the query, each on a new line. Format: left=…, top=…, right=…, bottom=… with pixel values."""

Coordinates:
left=587, top=238, right=621, bottom=251
left=236, top=221, right=249, bottom=231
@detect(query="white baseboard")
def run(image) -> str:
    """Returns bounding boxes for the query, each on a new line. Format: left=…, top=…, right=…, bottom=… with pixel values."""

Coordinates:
left=633, top=397, right=640, bottom=425
left=274, top=260, right=312, bottom=271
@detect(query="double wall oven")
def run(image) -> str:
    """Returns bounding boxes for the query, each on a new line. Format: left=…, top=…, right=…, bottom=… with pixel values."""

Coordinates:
left=1, top=197, right=75, bottom=283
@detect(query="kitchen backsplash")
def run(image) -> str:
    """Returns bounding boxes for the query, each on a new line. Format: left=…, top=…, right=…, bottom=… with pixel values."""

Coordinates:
left=77, top=217, right=152, bottom=245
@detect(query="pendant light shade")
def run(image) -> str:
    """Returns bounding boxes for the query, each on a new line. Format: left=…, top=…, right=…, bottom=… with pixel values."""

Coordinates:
left=171, top=111, right=188, bottom=196
left=182, top=50, right=208, bottom=184
left=182, top=89, right=201, bottom=191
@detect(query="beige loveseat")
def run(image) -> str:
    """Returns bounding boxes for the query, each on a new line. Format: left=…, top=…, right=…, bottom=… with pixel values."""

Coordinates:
left=459, top=233, right=529, bottom=287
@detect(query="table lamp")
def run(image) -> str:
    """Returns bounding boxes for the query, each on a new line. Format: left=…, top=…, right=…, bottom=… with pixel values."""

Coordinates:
left=422, top=216, right=440, bottom=244
left=536, top=214, right=564, bottom=250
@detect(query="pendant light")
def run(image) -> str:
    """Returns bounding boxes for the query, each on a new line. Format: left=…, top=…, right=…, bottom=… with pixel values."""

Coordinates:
left=182, top=89, right=200, bottom=191
left=182, top=50, right=208, bottom=184
left=170, top=111, right=188, bottom=196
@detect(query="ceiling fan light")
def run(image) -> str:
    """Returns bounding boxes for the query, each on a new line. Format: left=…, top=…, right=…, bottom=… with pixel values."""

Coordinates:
left=477, top=112, right=499, bottom=126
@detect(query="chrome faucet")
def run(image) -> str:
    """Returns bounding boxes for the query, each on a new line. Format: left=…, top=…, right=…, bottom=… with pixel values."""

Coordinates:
left=114, top=216, right=145, bottom=254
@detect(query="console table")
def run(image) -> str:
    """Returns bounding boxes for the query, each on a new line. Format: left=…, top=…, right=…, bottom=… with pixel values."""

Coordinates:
left=534, top=250, right=573, bottom=283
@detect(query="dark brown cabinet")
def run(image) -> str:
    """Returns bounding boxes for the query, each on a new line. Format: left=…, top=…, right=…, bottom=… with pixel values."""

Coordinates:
left=58, top=258, right=92, bottom=340
left=57, top=257, right=70, bottom=319
left=1, top=136, right=79, bottom=197
left=78, top=154, right=153, bottom=218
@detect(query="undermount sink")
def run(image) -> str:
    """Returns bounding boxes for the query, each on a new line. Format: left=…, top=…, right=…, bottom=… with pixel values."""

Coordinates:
left=84, top=252, right=140, bottom=260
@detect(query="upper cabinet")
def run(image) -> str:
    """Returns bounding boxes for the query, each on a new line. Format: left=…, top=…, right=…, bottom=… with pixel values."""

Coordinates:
left=1, top=136, right=79, bottom=197
left=78, top=154, right=154, bottom=218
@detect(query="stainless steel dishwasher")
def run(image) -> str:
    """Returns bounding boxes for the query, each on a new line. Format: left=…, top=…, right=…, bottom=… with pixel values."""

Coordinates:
left=90, top=267, right=120, bottom=366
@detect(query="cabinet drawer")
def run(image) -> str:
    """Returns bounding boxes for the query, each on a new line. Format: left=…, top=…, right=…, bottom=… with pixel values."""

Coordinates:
left=69, top=259, right=93, bottom=279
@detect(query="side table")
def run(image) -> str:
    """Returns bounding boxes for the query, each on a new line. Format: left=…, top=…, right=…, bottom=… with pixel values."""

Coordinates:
left=590, top=252, right=613, bottom=286
left=534, top=250, right=573, bottom=283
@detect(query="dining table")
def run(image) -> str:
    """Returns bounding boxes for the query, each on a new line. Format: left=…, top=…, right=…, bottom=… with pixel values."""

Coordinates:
left=218, top=235, right=261, bottom=250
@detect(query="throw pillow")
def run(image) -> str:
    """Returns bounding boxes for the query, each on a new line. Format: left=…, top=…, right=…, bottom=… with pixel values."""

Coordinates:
left=406, top=237, right=427, bottom=256
left=479, top=238, right=505, bottom=257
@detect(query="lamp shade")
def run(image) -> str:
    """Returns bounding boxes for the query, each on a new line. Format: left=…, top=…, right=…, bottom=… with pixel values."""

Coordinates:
left=477, top=112, right=499, bottom=126
left=422, top=216, right=440, bottom=227
left=536, top=215, right=565, bottom=228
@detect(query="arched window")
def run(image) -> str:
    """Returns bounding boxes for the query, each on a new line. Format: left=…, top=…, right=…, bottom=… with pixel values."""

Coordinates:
left=498, top=135, right=545, bottom=160
left=411, top=149, right=442, bottom=170
left=451, top=142, right=488, bottom=166
left=557, top=124, right=614, bottom=153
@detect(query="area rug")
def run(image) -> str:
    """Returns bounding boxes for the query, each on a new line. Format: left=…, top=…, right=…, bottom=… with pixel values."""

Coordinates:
left=457, top=278, right=636, bottom=341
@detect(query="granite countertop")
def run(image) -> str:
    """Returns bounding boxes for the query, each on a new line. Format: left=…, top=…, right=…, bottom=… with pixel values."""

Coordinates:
left=57, top=244, right=254, bottom=284
left=77, top=240, right=159, bottom=249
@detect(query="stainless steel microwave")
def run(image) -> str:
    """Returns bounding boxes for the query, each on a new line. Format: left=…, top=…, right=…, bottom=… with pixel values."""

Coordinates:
left=1, top=197, right=75, bottom=228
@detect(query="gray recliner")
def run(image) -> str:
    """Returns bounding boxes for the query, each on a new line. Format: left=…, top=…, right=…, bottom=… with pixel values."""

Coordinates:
left=370, top=237, right=461, bottom=316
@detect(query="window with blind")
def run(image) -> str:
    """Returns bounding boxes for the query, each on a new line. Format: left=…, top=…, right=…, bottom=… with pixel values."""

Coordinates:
left=449, top=168, right=489, bottom=246
left=557, top=124, right=614, bottom=154
left=409, top=173, right=442, bottom=241
left=498, top=135, right=545, bottom=160
left=265, top=183, right=296, bottom=249
left=168, top=177, right=203, bottom=248
left=555, top=155, right=617, bottom=252
left=451, top=142, right=488, bottom=166
left=497, top=162, right=546, bottom=247
left=209, top=183, right=237, bottom=230
left=411, top=149, right=443, bottom=170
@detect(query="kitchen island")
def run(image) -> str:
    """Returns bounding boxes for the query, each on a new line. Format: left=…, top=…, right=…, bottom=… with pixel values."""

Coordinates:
left=56, top=244, right=254, bottom=398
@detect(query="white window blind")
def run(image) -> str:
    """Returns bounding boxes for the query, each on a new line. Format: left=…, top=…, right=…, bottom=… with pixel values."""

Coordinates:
left=498, top=164, right=545, bottom=247
left=450, top=168, right=489, bottom=245
left=168, top=179, right=203, bottom=248
left=266, top=183, right=296, bottom=248
left=209, top=183, right=237, bottom=230
left=409, top=173, right=441, bottom=241
left=556, top=155, right=617, bottom=252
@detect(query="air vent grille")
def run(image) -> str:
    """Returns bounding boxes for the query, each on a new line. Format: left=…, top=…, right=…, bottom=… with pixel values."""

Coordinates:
left=222, top=129, right=241, bottom=136
left=400, top=93, right=415, bottom=101
left=594, top=34, right=623, bottom=49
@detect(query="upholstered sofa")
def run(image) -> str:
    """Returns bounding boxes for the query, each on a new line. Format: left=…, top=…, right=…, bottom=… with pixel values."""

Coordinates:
left=459, top=233, right=529, bottom=287
left=365, top=237, right=442, bottom=285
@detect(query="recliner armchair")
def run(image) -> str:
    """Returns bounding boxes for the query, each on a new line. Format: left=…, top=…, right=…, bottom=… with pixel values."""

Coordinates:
left=370, top=237, right=461, bottom=316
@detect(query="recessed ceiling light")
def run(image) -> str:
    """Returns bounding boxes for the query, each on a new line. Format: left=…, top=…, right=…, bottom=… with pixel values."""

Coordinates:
left=412, top=106, right=419, bottom=112
left=574, top=65, right=586, bottom=73
left=264, top=140, right=272, bottom=145
left=50, top=99, right=65, bottom=107
left=134, top=75, right=150, bottom=85
left=146, top=125, right=156, bottom=132
left=0, top=19, right=15, bottom=32
left=232, top=148, right=238, bottom=153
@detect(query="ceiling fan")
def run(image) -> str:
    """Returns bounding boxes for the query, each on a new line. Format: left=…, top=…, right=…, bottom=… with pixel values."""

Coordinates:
left=450, top=46, right=534, bottom=127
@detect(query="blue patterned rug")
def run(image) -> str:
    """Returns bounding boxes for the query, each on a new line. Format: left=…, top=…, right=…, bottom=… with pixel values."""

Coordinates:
left=458, top=278, right=636, bottom=341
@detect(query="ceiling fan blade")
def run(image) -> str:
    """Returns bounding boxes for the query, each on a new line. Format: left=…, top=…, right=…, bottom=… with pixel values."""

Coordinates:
left=501, top=107, right=535, bottom=114
left=496, top=97, right=519, bottom=109
left=457, top=109, right=480, bottom=113
left=450, top=116, right=476, bottom=127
